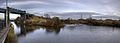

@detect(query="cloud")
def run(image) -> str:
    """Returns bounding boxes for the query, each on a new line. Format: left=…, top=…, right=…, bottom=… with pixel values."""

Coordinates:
left=9, top=1, right=50, bottom=5
left=0, top=0, right=120, bottom=16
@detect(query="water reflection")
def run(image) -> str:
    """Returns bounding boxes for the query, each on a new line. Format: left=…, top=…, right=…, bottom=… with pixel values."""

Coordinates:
left=7, top=22, right=120, bottom=43
left=44, top=27, right=61, bottom=35
left=14, top=22, right=64, bottom=36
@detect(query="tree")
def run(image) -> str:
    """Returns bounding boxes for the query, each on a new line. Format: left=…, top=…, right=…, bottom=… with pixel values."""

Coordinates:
left=44, top=14, right=50, bottom=18
left=52, top=17, right=60, bottom=21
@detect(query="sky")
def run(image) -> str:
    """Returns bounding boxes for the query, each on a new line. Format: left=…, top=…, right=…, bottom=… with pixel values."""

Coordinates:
left=0, top=0, right=120, bottom=19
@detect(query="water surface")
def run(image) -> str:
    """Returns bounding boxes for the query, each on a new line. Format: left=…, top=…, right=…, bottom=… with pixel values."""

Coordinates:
left=9, top=22, right=120, bottom=43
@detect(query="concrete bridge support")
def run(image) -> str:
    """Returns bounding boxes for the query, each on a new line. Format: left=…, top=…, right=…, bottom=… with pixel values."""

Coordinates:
left=20, top=14, right=26, bottom=23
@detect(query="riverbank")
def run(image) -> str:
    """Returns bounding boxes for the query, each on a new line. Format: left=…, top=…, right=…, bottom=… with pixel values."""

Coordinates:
left=5, top=24, right=17, bottom=43
left=15, top=15, right=120, bottom=27
left=61, top=18, right=120, bottom=27
left=15, top=15, right=64, bottom=27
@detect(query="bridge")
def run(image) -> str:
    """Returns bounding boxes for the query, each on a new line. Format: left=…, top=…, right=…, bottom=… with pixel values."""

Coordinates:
left=0, top=7, right=34, bottom=43
left=0, top=7, right=26, bottom=14
left=0, top=7, right=35, bottom=20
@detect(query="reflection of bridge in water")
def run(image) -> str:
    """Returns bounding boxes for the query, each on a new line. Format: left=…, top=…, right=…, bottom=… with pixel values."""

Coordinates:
left=0, top=7, right=35, bottom=43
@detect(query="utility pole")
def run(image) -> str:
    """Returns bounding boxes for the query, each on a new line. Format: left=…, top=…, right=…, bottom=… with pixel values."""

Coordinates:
left=81, top=14, right=83, bottom=19
left=5, top=0, right=9, bottom=27
left=89, top=14, right=92, bottom=19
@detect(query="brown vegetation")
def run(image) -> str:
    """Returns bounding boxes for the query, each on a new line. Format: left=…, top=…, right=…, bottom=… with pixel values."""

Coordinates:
left=61, top=18, right=120, bottom=27
left=15, top=15, right=64, bottom=27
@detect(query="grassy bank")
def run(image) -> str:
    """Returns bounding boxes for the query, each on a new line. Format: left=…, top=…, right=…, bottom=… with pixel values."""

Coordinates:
left=15, top=14, right=120, bottom=27
left=15, top=15, right=64, bottom=27
left=5, top=24, right=17, bottom=43
left=61, top=18, right=120, bottom=27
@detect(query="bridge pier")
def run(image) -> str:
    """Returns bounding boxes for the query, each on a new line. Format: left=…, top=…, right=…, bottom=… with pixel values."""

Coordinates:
left=20, top=13, right=26, bottom=23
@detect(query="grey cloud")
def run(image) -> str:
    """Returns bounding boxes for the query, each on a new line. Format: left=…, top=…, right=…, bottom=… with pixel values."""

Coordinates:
left=0, top=0, right=120, bottom=15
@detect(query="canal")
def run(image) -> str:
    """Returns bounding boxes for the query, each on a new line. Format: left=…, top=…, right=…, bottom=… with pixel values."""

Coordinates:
left=5, top=22, right=120, bottom=43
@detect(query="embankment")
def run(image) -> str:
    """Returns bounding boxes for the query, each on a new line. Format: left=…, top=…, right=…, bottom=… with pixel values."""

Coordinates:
left=15, top=15, right=64, bottom=27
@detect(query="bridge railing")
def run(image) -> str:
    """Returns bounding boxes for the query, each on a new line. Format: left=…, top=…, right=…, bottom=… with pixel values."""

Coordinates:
left=0, top=20, right=10, bottom=43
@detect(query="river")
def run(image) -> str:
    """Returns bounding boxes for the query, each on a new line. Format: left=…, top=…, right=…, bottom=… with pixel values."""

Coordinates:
left=5, top=22, right=120, bottom=43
